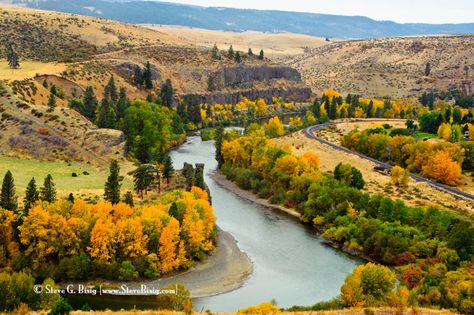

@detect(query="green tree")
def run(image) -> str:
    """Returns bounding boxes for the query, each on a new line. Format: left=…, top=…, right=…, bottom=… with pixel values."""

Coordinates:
left=6, top=43, right=20, bottom=69
left=259, top=49, right=264, bottom=60
left=160, top=79, right=174, bottom=108
left=360, top=264, right=396, bottom=302
left=116, top=87, right=130, bottom=121
left=67, top=193, right=74, bottom=203
left=235, top=51, right=242, bottom=63
left=248, top=48, right=254, bottom=56
left=143, top=61, right=153, bottom=89
left=23, top=178, right=39, bottom=214
left=228, top=45, right=235, bottom=58
left=42, top=79, right=48, bottom=88
left=0, top=171, right=17, bottom=212
left=104, top=76, right=118, bottom=103
left=40, top=174, right=56, bottom=203
left=133, top=164, right=156, bottom=198
left=134, top=65, right=144, bottom=86
left=104, top=160, right=123, bottom=204
left=215, top=125, right=225, bottom=168
left=123, top=191, right=134, bottom=206
left=82, top=86, right=98, bottom=121
left=48, top=297, right=72, bottom=315
left=211, top=44, right=221, bottom=60
left=47, top=93, right=56, bottom=109
left=96, top=98, right=116, bottom=128
left=162, top=154, right=174, bottom=184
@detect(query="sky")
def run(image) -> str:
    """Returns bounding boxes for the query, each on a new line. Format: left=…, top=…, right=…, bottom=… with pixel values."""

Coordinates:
left=163, top=0, right=474, bottom=24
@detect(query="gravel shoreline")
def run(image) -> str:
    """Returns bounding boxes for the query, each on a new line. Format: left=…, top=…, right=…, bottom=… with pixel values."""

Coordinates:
left=135, top=227, right=253, bottom=298
left=210, top=170, right=301, bottom=219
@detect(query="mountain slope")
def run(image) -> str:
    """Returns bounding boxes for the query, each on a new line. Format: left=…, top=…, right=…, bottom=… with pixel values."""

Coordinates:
left=21, top=0, right=474, bottom=39
left=284, top=35, right=474, bottom=98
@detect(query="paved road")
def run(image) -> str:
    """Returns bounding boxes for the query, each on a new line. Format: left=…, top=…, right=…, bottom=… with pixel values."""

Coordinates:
left=304, top=120, right=474, bottom=202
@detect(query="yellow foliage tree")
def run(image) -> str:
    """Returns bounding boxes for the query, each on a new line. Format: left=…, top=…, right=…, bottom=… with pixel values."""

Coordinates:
left=159, top=217, right=180, bottom=273
left=422, top=151, right=462, bottom=186
left=263, top=117, right=285, bottom=138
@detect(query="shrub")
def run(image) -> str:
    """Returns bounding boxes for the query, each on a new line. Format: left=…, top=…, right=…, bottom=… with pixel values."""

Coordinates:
left=48, top=297, right=72, bottom=315
left=118, top=261, right=139, bottom=281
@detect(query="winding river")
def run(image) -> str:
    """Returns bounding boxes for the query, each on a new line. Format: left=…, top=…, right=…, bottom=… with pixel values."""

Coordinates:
left=170, top=136, right=360, bottom=312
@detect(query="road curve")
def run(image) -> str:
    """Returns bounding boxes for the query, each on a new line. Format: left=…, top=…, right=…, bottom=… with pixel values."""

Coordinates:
left=304, top=120, right=474, bottom=202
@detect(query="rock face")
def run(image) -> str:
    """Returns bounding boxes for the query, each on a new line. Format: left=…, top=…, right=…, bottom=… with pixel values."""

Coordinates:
left=208, top=65, right=303, bottom=90
left=185, top=87, right=312, bottom=105
left=84, top=129, right=124, bottom=146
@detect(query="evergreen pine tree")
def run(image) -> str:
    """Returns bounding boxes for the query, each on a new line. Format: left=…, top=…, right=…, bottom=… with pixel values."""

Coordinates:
left=123, top=191, right=134, bottom=206
left=104, top=160, right=123, bottom=204
left=40, top=174, right=56, bottom=203
left=248, top=48, right=254, bottom=56
left=96, top=98, right=116, bottom=128
left=367, top=100, right=374, bottom=118
left=47, top=93, right=56, bottom=109
left=211, top=44, right=221, bottom=60
left=215, top=125, right=225, bottom=168
left=143, top=61, right=153, bottom=89
left=258, top=49, right=264, bottom=60
left=194, top=164, right=205, bottom=190
left=104, top=76, right=118, bottom=103
left=50, top=85, right=57, bottom=96
left=82, top=86, right=98, bottom=121
left=160, top=79, right=174, bottom=108
left=116, top=87, right=130, bottom=121
left=329, top=97, right=337, bottom=120
left=0, top=171, right=17, bottom=212
left=134, top=66, right=144, bottom=86
left=6, top=43, right=20, bottom=69
left=42, top=79, right=48, bottom=88
left=311, top=98, right=321, bottom=119
left=132, top=164, right=155, bottom=198
left=23, top=177, right=39, bottom=214
left=235, top=51, right=242, bottom=63
left=67, top=193, right=75, bottom=203
left=162, top=153, right=174, bottom=183
left=228, top=45, right=235, bottom=58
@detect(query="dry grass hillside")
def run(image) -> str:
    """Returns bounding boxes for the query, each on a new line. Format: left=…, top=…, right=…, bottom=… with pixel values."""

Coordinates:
left=0, top=5, right=311, bottom=106
left=285, top=35, right=474, bottom=98
left=145, top=25, right=330, bottom=58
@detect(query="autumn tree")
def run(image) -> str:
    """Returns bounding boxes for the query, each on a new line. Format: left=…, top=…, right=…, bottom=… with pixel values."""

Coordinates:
left=104, top=160, right=123, bottom=204
left=264, top=117, right=285, bottom=138
left=40, top=174, right=56, bottom=203
left=23, top=178, right=39, bottom=214
left=421, top=151, right=462, bottom=186
left=0, top=171, right=17, bottom=212
left=341, top=263, right=396, bottom=307
left=159, top=217, right=180, bottom=273
left=390, top=166, right=408, bottom=187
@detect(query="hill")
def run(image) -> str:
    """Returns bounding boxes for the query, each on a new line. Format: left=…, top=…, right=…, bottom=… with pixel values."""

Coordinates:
left=284, top=35, right=474, bottom=98
left=15, top=0, right=474, bottom=39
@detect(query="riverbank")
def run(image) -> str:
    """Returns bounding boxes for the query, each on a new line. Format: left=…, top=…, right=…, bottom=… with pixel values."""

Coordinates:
left=210, top=171, right=301, bottom=219
left=210, top=170, right=373, bottom=263
left=143, top=227, right=253, bottom=298
left=62, top=228, right=253, bottom=299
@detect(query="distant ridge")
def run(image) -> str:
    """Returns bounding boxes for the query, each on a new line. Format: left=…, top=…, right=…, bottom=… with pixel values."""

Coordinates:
left=23, top=0, right=474, bottom=39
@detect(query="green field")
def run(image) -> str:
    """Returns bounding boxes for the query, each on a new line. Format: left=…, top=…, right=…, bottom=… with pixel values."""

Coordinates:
left=414, top=131, right=437, bottom=139
left=0, top=156, right=133, bottom=196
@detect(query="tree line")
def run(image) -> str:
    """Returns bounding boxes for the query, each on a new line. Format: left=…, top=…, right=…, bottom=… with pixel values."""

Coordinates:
left=216, top=128, right=473, bottom=313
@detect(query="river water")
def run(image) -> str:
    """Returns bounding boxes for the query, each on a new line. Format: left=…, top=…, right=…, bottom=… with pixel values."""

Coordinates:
left=170, top=137, right=360, bottom=312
